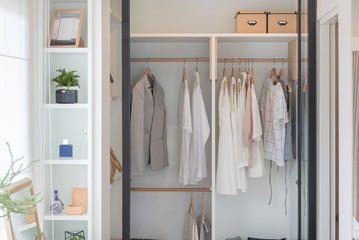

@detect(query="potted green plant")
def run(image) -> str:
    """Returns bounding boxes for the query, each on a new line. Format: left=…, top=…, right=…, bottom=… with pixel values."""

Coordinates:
left=52, top=68, right=80, bottom=104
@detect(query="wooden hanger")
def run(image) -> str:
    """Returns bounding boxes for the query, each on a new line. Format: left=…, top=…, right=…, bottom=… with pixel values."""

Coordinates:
left=238, top=68, right=241, bottom=92
left=278, top=66, right=292, bottom=93
left=188, top=196, right=197, bottom=226
left=183, top=67, right=187, bottom=82
left=223, top=64, right=227, bottom=89
left=145, top=58, right=154, bottom=81
left=251, top=67, right=254, bottom=84
left=270, top=68, right=279, bottom=83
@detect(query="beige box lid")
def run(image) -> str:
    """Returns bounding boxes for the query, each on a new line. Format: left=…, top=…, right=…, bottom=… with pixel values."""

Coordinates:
left=72, top=188, right=88, bottom=205
left=236, top=10, right=267, bottom=14
left=268, top=10, right=297, bottom=14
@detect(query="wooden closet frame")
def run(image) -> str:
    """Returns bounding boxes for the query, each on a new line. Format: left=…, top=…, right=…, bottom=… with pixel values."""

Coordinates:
left=121, top=0, right=317, bottom=239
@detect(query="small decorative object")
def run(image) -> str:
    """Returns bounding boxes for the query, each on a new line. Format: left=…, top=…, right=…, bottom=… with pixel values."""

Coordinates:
left=53, top=68, right=80, bottom=104
left=65, top=230, right=86, bottom=240
left=49, top=9, right=84, bottom=48
left=50, top=190, right=64, bottom=214
left=80, top=128, right=88, bottom=159
left=59, top=139, right=73, bottom=158
left=65, top=188, right=88, bottom=215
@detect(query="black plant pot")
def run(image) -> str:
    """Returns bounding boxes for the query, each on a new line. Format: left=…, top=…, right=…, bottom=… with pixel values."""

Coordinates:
left=56, top=88, right=78, bottom=104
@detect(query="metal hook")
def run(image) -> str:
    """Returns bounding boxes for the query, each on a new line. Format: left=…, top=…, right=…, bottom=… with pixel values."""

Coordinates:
left=282, top=58, right=284, bottom=67
left=239, top=58, right=242, bottom=66
left=191, top=191, right=193, bottom=198
left=202, top=192, right=205, bottom=198
left=196, top=58, right=198, bottom=68
left=232, top=58, right=234, bottom=66
left=252, top=58, right=254, bottom=67
left=147, top=57, right=149, bottom=68
left=183, top=58, right=186, bottom=68
left=273, top=58, right=275, bottom=66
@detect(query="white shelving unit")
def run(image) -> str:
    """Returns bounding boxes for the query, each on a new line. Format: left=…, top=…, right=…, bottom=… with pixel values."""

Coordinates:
left=41, top=0, right=93, bottom=239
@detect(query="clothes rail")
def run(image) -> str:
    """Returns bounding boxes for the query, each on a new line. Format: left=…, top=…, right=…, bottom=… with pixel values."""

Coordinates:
left=131, top=188, right=212, bottom=192
left=130, top=57, right=294, bottom=63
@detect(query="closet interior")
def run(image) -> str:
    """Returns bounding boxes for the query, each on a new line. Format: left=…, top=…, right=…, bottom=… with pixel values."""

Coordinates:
left=121, top=0, right=311, bottom=239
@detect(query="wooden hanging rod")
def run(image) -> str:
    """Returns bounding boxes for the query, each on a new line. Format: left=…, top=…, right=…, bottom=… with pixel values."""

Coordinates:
left=130, top=57, right=294, bottom=63
left=131, top=187, right=212, bottom=192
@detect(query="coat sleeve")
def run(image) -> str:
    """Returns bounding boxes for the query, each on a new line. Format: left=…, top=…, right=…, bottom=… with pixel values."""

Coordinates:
left=131, top=88, right=145, bottom=175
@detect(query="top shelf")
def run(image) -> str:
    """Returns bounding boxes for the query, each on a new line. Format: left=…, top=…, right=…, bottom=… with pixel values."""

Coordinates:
left=131, top=33, right=307, bottom=43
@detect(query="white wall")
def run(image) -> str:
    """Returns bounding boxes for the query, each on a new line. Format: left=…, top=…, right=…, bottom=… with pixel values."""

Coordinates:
left=317, top=0, right=353, bottom=239
left=0, top=0, right=36, bottom=238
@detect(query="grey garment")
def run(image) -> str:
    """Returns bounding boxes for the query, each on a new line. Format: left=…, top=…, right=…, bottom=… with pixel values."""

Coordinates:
left=199, top=216, right=210, bottom=240
left=131, top=74, right=169, bottom=176
left=279, top=77, right=295, bottom=161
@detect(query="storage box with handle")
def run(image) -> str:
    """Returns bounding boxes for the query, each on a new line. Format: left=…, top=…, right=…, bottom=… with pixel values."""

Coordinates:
left=268, top=11, right=297, bottom=33
left=235, top=10, right=267, bottom=33
left=65, top=188, right=88, bottom=215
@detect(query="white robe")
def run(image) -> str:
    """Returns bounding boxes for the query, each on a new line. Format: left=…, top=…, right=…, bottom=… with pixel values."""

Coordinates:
left=178, top=79, right=193, bottom=185
left=238, top=74, right=249, bottom=192
left=188, top=72, right=210, bottom=184
left=229, top=77, right=242, bottom=190
left=248, top=83, right=265, bottom=178
left=216, top=77, right=238, bottom=195
left=238, top=72, right=250, bottom=168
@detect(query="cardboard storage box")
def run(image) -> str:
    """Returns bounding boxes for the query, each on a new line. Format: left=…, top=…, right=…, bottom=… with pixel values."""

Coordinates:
left=235, top=10, right=267, bottom=33
left=65, top=188, right=88, bottom=215
left=268, top=11, right=297, bottom=33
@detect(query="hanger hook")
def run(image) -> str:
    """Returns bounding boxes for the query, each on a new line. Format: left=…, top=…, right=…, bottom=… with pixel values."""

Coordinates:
left=252, top=58, right=254, bottom=67
left=184, top=58, right=186, bottom=68
left=147, top=57, right=149, bottom=68
left=232, top=58, right=234, bottom=66
left=282, top=58, right=284, bottom=67
left=191, top=191, right=193, bottom=198
left=202, top=192, right=205, bottom=198
left=273, top=58, right=275, bottom=67
left=196, top=58, right=198, bottom=68
left=239, top=58, right=241, bottom=67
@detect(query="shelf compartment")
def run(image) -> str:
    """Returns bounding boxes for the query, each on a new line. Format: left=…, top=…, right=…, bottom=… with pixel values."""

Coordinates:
left=45, top=53, right=88, bottom=104
left=44, top=108, right=88, bottom=160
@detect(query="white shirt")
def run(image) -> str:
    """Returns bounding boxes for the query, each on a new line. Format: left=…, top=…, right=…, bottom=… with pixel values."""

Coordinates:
left=248, top=83, right=265, bottom=177
left=262, top=78, right=288, bottom=166
left=178, top=79, right=193, bottom=184
left=188, top=72, right=210, bottom=184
